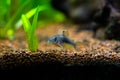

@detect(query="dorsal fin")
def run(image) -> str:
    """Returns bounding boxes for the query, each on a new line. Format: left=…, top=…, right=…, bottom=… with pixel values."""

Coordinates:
left=58, top=29, right=69, bottom=37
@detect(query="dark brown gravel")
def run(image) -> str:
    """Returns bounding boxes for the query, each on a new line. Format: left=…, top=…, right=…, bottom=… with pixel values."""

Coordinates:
left=0, top=48, right=120, bottom=69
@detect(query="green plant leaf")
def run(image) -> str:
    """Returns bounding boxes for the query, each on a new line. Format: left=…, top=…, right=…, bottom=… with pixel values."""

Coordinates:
left=15, top=5, right=48, bottom=29
left=28, top=36, right=38, bottom=51
left=26, top=5, right=48, bottom=19
left=7, top=29, right=14, bottom=40
left=28, top=6, right=39, bottom=51
left=21, top=14, right=31, bottom=34
left=0, top=0, right=30, bottom=38
left=30, top=6, right=39, bottom=36
left=21, top=6, right=40, bottom=52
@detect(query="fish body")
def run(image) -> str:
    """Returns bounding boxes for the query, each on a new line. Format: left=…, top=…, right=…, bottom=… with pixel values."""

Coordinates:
left=48, top=34, right=76, bottom=49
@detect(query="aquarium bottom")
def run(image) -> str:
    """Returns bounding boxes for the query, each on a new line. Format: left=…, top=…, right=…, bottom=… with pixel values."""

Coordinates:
left=0, top=63, right=120, bottom=80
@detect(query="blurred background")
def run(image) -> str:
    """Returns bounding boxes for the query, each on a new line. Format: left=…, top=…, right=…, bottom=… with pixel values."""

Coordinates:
left=1, top=0, right=120, bottom=41
left=0, top=0, right=66, bottom=27
left=0, top=0, right=68, bottom=40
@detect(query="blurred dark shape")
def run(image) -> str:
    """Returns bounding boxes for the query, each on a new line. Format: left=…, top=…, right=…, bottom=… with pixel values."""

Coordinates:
left=92, top=4, right=111, bottom=33
left=70, top=6, right=97, bottom=24
left=107, top=0, right=120, bottom=11
left=105, top=20, right=120, bottom=40
left=51, top=0, right=120, bottom=40
left=103, top=0, right=120, bottom=40
left=51, top=0, right=70, bottom=17
left=51, top=0, right=110, bottom=28
left=51, top=0, right=100, bottom=24
left=93, top=5, right=111, bottom=27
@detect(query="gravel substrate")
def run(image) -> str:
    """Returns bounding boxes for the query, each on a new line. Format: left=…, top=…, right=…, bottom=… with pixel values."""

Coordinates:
left=0, top=48, right=120, bottom=69
left=0, top=25, right=120, bottom=79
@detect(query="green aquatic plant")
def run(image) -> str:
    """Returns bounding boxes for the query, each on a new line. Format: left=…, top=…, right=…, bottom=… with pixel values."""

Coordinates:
left=0, top=0, right=66, bottom=40
left=0, top=0, right=30, bottom=39
left=16, top=5, right=48, bottom=29
left=22, top=6, right=41, bottom=51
